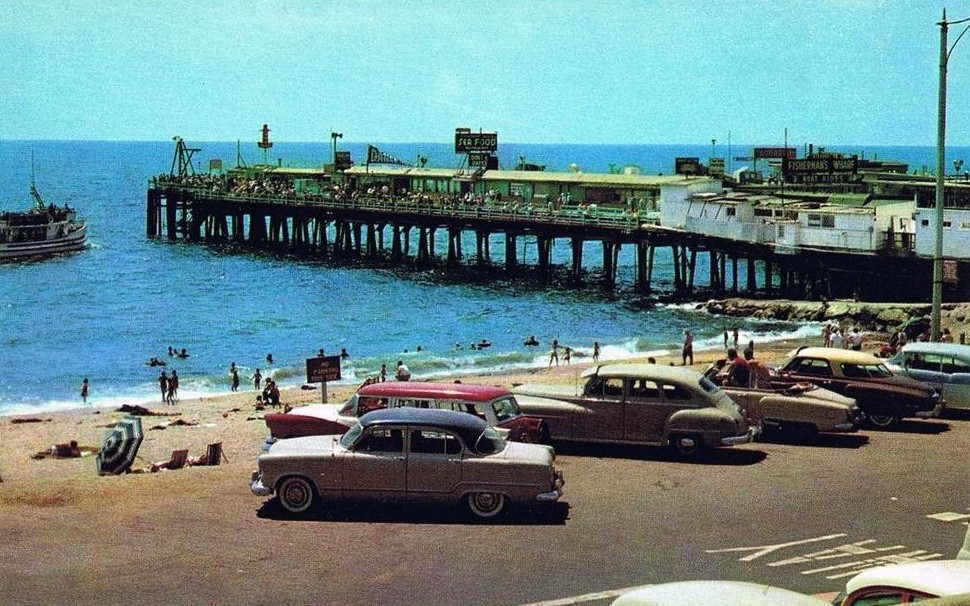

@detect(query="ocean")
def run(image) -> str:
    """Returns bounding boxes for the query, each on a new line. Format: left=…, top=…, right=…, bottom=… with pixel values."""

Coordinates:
left=1, top=139, right=966, bottom=416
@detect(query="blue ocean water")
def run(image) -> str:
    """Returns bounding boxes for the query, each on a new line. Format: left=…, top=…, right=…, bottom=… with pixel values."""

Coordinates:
left=1, top=140, right=965, bottom=416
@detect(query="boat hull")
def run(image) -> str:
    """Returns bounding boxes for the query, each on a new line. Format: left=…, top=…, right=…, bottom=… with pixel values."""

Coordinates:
left=0, top=224, right=87, bottom=261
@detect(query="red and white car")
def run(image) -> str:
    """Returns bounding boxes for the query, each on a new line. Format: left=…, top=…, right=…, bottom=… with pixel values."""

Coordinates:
left=264, top=381, right=549, bottom=444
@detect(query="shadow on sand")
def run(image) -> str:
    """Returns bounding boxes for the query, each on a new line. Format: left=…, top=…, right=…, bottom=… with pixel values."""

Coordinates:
left=547, top=440, right=768, bottom=466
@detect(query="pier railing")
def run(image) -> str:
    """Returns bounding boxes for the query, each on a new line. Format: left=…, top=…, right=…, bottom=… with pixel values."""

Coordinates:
left=149, top=180, right=646, bottom=233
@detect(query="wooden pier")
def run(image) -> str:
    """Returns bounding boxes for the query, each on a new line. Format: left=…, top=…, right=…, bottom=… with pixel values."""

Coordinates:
left=145, top=180, right=889, bottom=299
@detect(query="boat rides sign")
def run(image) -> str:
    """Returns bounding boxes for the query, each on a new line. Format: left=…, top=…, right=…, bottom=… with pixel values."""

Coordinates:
left=783, top=156, right=859, bottom=184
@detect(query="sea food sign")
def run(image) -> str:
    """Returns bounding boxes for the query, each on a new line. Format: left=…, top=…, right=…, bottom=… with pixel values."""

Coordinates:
left=455, top=130, right=498, bottom=153
left=783, top=156, right=859, bottom=178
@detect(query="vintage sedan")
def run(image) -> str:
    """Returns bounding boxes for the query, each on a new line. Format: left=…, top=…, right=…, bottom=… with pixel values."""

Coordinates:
left=512, top=364, right=756, bottom=457
left=250, top=407, right=564, bottom=518
left=833, top=560, right=970, bottom=605
left=264, top=381, right=548, bottom=443
left=610, top=581, right=830, bottom=606
left=886, top=342, right=970, bottom=411
left=775, top=347, right=942, bottom=428
left=703, top=360, right=864, bottom=437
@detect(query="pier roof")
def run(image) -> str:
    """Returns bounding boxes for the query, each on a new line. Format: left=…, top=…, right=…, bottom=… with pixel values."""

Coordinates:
left=344, top=165, right=717, bottom=189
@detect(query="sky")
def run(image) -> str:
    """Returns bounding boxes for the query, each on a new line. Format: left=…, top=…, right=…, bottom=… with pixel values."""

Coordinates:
left=2, top=0, right=969, bottom=146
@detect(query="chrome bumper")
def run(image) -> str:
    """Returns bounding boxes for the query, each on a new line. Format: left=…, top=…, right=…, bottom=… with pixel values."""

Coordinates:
left=721, top=425, right=759, bottom=446
left=249, top=471, right=273, bottom=497
left=537, top=469, right=565, bottom=502
left=915, top=401, right=944, bottom=419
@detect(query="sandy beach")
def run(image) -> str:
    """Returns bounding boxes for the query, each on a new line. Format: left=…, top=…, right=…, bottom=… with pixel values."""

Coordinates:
left=0, top=317, right=955, bottom=605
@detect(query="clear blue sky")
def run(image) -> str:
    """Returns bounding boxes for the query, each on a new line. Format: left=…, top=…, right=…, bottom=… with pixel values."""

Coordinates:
left=2, top=0, right=968, bottom=145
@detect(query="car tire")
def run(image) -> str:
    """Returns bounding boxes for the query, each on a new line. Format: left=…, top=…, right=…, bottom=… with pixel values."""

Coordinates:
left=538, top=421, right=551, bottom=445
left=277, top=476, right=317, bottom=514
left=867, top=413, right=899, bottom=429
left=670, top=434, right=702, bottom=457
left=467, top=492, right=506, bottom=519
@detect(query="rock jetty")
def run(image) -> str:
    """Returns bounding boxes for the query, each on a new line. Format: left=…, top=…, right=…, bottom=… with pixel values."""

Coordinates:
left=704, top=298, right=970, bottom=340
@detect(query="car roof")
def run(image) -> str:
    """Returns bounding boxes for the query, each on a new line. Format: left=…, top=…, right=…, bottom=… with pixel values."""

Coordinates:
left=611, top=581, right=829, bottom=606
left=358, top=407, right=488, bottom=443
left=900, top=342, right=970, bottom=359
left=844, top=560, right=970, bottom=596
left=582, top=363, right=705, bottom=383
left=791, top=347, right=884, bottom=365
left=357, top=381, right=510, bottom=402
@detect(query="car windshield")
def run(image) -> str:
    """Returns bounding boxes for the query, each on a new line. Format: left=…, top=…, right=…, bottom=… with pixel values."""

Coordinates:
left=841, top=362, right=894, bottom=379
left=491, top=396, right=521, bottom=422
left=339, top=423, right=363, bottom=448
left=473, top=426, right=507, bottom=455
left=698, top=375, right=721, bottom=395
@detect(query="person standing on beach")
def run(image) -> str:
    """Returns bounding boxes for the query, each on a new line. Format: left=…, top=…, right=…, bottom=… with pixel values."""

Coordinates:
left=682, top=329, right=694, bottom=366
left=80, top=378, right=89, bottom=404
left=563, top=346, right=572, bottom=365
left=395, top=360, right=411, bottom=381
left=252, top=368, right=262, bottom=391
left=230, top=368, right=240, bottom=392
left=158, top=371, right=168, bottom=403
left=831, top=326, right=845, bottom=349
left=549, top=339, right=560, bottom=366
left=723, top=329, right=729, bottom=351
left=849, top=327, right=863, bottom=351
left=380, top=363, right=387, bottom=382
left=732, top=328, right=739, bottom=350
left=592, top=341, right=600, bottom=362
left=167, top=369, right=179, bottom=404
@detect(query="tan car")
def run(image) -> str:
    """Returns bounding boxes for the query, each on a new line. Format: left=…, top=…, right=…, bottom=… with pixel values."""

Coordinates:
left=513, top=364, right=756, bottom=457
left=703, top=360, right=864, bottom=437
left=250, top=407, right=564, bottom=519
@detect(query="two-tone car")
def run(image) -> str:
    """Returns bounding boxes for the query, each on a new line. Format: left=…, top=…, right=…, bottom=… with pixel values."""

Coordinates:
left=250, top=407, right=564, bottom=519
left=512, top=363, right=757, bottom=457
left=264, top=381, right=548, bottom=443
left=775, top=347, right=942, bottom=428
left=886, top=342, right=970, bottom=411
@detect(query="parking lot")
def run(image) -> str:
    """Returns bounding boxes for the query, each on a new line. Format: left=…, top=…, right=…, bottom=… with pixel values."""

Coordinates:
left=241, top=413, right=970, bottom=605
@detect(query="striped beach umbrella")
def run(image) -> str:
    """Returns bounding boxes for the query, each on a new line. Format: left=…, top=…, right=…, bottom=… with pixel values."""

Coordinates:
left=96, top=416, right=144, bottom=475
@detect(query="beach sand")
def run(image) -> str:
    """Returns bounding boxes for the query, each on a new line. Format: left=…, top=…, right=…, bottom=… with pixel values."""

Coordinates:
left=0, top=326, right=910, bottom=604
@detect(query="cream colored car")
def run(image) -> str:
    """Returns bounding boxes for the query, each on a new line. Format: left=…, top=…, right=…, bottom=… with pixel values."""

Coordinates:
left=703, top=360, right=863, bottom=437
left=250, top=407, right=564, bottom=519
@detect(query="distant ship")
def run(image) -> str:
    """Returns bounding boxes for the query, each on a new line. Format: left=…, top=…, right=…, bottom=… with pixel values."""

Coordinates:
left=0, top=181, right=86, bottom=261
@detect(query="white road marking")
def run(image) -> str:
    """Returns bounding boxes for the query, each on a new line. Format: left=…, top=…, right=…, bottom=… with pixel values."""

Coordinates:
left=705, top=534, right=847, bottom=562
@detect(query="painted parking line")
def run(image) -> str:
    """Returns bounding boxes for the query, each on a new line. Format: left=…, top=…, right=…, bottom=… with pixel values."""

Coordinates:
left=707, top=534, right=944, bottom=580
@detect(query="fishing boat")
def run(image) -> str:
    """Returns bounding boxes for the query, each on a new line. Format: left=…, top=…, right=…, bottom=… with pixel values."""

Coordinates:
left=0, top=181, right=86, bottom=261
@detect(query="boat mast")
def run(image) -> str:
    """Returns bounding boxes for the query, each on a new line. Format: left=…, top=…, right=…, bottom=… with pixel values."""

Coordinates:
left=29, top=150, right=46, bottom=210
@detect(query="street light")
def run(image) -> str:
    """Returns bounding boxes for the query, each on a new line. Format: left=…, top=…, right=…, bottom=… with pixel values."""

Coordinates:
left=932, top=10, right=970, bottom=341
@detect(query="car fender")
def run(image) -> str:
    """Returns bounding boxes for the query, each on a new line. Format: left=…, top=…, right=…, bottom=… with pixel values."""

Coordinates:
left=756, top=394, right=850, bottom=430
left=666, top=407, right=734, bottom=434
